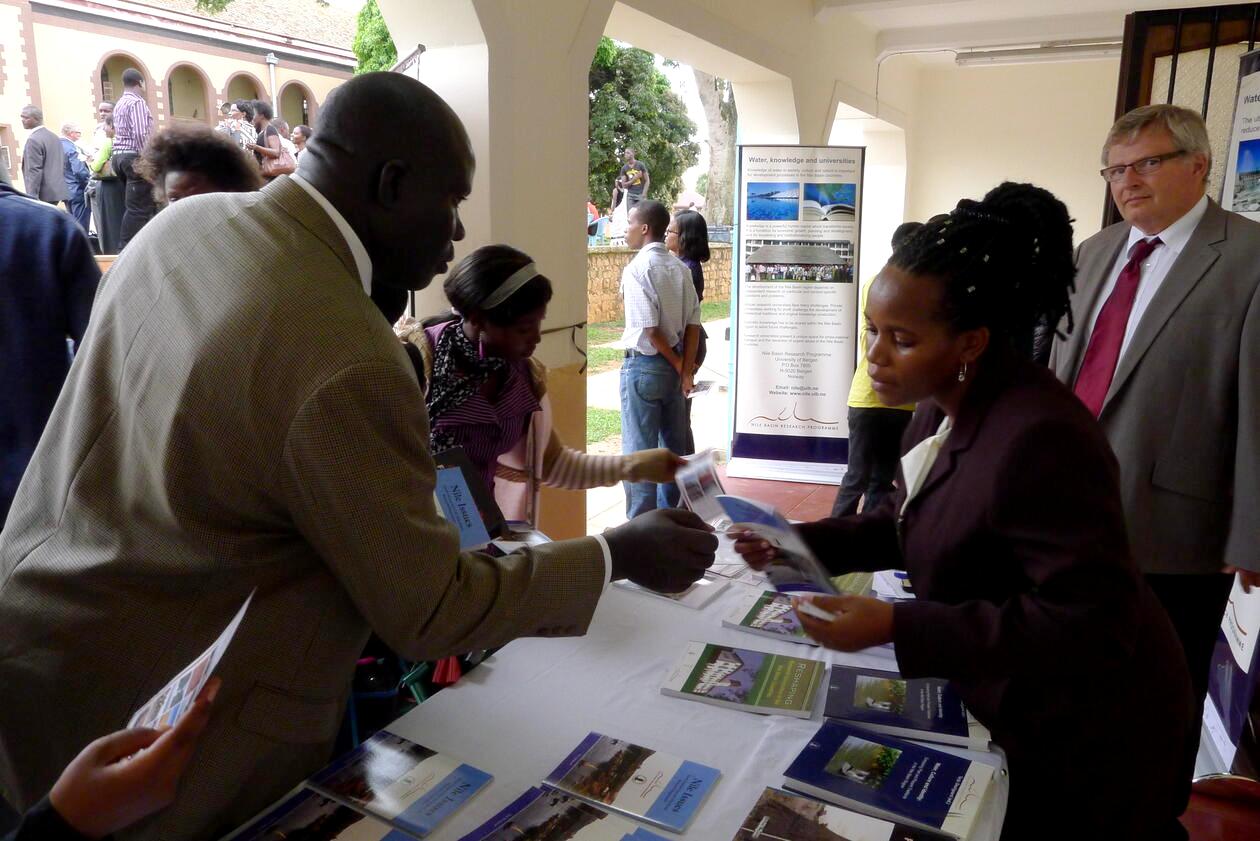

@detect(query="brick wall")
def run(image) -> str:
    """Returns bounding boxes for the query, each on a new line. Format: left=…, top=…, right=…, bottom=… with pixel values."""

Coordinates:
left=587, top=243, right=731, bottom=324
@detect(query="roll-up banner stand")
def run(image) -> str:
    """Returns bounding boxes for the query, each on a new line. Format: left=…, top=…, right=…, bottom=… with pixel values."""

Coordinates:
left=1201, top=48, right=1260, bottom=782
left=727, top=145, right=865, bottom=483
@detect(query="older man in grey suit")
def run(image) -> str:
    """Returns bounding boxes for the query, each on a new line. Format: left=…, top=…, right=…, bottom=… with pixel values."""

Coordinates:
left=0, top=73, right=715, bottom=840
left=18, top=105, right=67, bottom=205
left=1053, top=104, right=1260, bottom=737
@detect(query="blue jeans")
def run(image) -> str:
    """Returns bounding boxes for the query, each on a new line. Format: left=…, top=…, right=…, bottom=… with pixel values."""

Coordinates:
left=620, top=353, right=686, bottom=517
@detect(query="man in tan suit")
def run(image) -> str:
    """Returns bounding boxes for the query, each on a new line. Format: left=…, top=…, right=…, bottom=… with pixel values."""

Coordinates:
left=0, top=73, right=715, bottom=840
left=1052, top=104, right=1260, bottom=741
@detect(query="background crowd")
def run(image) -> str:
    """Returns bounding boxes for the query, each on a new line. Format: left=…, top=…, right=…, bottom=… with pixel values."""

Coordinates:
left=11, top=64, right=313, bottom=255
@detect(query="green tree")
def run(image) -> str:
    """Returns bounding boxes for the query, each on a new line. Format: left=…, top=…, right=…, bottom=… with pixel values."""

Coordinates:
left=589, top=37, right=698, bottom=211
left=353, top=0, right=398, bottom=74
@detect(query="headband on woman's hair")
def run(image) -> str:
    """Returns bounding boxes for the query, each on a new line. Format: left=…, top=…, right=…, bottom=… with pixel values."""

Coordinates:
left=480, top=262, right=539, bottom=309
left=951, top=201, right=1012, bottom=226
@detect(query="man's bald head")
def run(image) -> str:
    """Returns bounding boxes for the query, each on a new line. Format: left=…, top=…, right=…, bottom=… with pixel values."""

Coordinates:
left=304, top=72, right=471, bottom=178
left=298, top=73, right=474, bottom=305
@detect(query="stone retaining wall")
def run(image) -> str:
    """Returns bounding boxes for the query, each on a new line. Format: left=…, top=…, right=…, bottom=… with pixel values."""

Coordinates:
left=587, top=243, right=731, bottom=323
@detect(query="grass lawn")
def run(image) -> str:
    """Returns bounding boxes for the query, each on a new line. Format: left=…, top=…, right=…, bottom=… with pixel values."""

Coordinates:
left=587, top=345, right=623, bottom=375
left=586, top=407, right=621, bottom=445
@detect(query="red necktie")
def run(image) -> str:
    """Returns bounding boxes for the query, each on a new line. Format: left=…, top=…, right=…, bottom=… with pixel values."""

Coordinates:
left=1073, top=237, right=1162, bottom=417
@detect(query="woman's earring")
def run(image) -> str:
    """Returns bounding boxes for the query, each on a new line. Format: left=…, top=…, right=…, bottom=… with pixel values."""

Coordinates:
left=957, top=362, right=968, bottom=382
left=478, top=334, right=486, bottom=360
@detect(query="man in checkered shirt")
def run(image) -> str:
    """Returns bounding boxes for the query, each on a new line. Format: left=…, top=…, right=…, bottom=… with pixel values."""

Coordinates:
left=618, top=199, right=702, bottom=517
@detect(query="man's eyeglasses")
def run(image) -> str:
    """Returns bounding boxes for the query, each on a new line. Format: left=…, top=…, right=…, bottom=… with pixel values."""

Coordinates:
left=1100, top=150, right=1186, bottom=182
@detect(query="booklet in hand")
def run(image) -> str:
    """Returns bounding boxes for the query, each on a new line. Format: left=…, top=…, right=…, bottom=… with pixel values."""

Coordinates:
left=716, top=495, right=838, bottom=595
left=128, top=590, right=254, bottom=730
left=308, top=731, right=492, bottom=836
left=544, top=732, right=720, bottom=833
left=433, top=447, right=508, bottom=550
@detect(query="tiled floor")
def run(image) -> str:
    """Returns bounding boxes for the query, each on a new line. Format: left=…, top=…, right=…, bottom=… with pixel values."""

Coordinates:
left=600, top=466, right=1260, bottom=840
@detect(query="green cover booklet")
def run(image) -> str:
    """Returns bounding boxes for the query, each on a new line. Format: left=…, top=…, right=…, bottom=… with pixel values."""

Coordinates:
left=661, top=641, right=825, bottom=718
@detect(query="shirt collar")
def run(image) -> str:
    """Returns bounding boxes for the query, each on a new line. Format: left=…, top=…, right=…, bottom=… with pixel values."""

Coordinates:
left=1126, top=193, right=1209, bottom=256
left=290, top=173, right=373, bottom=296
left=640, top=242, right=668, bottom=255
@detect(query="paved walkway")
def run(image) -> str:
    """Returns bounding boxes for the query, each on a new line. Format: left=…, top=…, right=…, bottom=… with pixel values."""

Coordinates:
left=585, top=318, right=734, bottom=534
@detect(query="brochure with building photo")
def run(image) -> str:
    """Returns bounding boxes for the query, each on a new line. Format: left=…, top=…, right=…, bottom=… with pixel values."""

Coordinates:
left=128, top=590, right=255, bottom=731
left=307, top=731, right=492, bottom=837
left=723, top=590, right=819, bottom=646
left=615, top=573, right=729, bottom=610
left=459, top=787, right=668, bottom=841
left=730, top=787, right=950, bottom=841
left=224, top=788, right=413, bottom=840
left=544, top=732, right=719, bottom=833
left=661, top=641, right=825, bottom=718
left=824, top=667, right=990, bottom=750
left=783, top=721, right=993, bottom=840
left=716, top=495, right=837, bottom=595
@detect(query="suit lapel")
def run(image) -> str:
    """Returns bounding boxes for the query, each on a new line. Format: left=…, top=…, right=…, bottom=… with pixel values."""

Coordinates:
left=1101, top=202, right=1227, bottom=415
left=1057, top=224, right=1128, bottom=383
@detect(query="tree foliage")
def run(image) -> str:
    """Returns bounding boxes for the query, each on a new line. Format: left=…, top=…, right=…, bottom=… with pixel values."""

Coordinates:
left=589, top=37, right=698, bottom=211
left=353, top=0, right=398, bottom=75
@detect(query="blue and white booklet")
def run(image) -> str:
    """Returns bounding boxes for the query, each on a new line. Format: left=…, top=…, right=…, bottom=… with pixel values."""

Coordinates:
left=716, top=495, right=837, bottom=595
left=307, top=731, right=492, bottom=837
left=224, top=788, right=413, bottom=840
left=783, top=721, right=994, bottom=840
left=460, top=787, right=669, bottom=841
left=824, top=667, right=991, bottom=750
left=544, top=732, right=720, bottom=832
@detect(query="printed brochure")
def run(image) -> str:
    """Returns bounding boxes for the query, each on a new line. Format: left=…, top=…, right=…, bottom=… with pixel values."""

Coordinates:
left=459, top=787, right=668, bottom=841
left=729, top=787, right=949, bottom=840
left=824, top=667, right=990, bottom=750
left=783, top=720, right=994, bottom=839
left=129, top=590, right=254, bottom=730
left=544, top=732, right=719, bottom=832
left=308, top=731, right=492, bottom=836
left=661, top=641, right=825, bottom=718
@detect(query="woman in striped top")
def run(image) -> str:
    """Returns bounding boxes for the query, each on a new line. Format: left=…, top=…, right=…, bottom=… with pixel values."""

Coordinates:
left=398, top=245, right=681, bottom=508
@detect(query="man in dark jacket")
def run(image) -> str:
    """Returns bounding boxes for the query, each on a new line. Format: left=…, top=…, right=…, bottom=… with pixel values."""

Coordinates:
left=0, top=180, right=100, bottom=528
left=19, top=105, right=68, bottom=204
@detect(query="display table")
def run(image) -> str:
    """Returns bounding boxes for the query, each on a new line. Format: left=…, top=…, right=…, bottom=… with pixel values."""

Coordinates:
left=385, top=578, right=1009, bottom=839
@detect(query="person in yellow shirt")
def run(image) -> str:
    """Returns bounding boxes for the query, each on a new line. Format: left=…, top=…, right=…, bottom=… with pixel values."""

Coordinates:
left=830, top=221, right=921, bottom=516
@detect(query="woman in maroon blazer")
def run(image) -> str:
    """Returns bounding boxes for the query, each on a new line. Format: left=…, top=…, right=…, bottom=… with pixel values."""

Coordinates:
left=737, top=183, right=1194, bottom=839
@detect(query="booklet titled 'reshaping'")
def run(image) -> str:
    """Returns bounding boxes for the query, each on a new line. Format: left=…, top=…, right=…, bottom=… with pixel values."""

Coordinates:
left=459, top=787, right=668, bottom=841
left=729, top=787, right=950, bottom=841
left=661, top=641, right=825, bottom=718
left=722, top=590, right=818, bottom=646
left=307, top=731, right=492, bottom=837
left=824, top=667, right=991, bottom=750
left=783, top=721, right=994, bottom=840
left=544, top=732, right=719, bottom=833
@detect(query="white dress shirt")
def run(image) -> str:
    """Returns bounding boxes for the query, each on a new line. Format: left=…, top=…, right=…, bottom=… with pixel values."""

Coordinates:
left=619, top=242, right=701, bottom=354
left=1084, top=194, right=1209, bottom=361
left=290, top=173, right=373, bottom=297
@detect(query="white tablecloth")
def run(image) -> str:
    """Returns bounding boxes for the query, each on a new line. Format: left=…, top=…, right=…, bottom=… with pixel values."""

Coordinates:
left=386, top=579, right=1009, bottom=840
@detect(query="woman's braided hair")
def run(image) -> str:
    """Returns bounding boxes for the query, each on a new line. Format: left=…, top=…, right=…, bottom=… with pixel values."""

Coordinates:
left=889, top=182, right=1077, bottom=359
